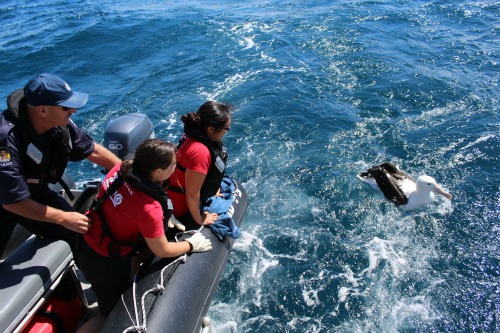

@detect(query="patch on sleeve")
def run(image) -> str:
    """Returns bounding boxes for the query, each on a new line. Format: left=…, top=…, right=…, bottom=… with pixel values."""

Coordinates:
left=0, top=147, right=14, bottom=166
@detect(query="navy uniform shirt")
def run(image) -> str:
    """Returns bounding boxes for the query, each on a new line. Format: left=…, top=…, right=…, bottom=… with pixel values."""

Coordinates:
left=0, top=108, right=95, bottom=207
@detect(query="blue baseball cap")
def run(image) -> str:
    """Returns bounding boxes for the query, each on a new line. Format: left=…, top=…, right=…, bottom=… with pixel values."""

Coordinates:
left=23, top=73, right=89, bottom=109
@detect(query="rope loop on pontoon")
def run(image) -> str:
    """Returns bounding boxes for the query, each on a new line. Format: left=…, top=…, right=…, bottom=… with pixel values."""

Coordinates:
left=122, top=325, right=146, bottom=332
left=121, top=226, right=203, bottom=333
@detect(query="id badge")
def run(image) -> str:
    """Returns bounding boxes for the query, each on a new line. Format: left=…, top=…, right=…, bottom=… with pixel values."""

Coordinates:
left=26, top=143, right=43, bottom=164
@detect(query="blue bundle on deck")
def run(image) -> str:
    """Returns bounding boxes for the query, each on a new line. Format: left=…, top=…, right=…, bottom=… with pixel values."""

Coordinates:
left=203, top=176, right=241, bottom=240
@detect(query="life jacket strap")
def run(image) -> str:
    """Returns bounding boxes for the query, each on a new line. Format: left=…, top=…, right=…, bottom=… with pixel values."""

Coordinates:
left=58, top=178, right=75, bottom=201
left=167, top=162, right=186, bottom=193
left=26, top=177, right=75, bottom=201
left=87, top=175, right=138, bottom=257
left=175, top=162, right=186, bottom=172
left=167, top=185, right=185, bottom=194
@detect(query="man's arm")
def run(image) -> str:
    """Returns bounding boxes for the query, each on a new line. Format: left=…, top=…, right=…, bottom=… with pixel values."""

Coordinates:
left=86, top=143, right=121, bottom=170
left=3, top=198, right=91, bottom=233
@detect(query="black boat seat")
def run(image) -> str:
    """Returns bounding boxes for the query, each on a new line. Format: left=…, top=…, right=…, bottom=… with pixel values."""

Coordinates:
left=0, top=237, right=73, bottom=333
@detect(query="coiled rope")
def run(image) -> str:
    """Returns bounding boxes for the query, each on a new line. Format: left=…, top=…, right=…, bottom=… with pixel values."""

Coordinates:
left=121, top=227, right=204, bottom=333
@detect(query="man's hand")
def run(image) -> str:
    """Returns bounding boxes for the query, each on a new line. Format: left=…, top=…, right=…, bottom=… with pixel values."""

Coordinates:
left=59, top=211, right=92, bottom=233
left=3, top=198, right=92, bottom=234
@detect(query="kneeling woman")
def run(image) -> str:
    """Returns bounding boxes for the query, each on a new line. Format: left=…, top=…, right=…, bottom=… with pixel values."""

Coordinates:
left=77, top=139, right=212, bottom=333
left=167, top=101, right=232, bottom=230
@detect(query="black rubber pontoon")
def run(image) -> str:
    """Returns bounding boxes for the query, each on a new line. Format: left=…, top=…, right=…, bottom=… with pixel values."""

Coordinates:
left=101, top=181, right=248, bottom=333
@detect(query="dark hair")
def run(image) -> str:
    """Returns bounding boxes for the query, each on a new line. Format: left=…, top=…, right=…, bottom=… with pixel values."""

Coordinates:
left=181, top=101, right=232, bottom=133
left=121, top=139, right=176, bottom=177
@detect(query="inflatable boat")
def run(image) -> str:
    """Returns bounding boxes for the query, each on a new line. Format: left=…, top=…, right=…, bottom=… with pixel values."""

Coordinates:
left=0, top=113, right=248, bottom=333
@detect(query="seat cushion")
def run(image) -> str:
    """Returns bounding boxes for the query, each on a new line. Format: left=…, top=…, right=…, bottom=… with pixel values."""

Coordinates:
left=0, top=237, right=73, bottom=333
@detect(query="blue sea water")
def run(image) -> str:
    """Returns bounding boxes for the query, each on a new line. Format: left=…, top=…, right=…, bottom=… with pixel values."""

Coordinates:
left=1, top=0, right=498, bottom=332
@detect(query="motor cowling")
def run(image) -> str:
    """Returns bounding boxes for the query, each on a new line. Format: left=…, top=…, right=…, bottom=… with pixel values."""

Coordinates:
left=103, top=113, right=155, bottom=160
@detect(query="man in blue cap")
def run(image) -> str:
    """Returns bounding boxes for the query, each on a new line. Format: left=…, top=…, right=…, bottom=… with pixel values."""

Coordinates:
left=0, top=73, right=121, bottom=258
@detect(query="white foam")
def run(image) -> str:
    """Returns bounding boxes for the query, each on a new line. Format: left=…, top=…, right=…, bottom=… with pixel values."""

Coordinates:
left=232, top=231, right=278, bottom=308
left=362, top=237, right=408, bottom=278
left=241, top=36, right=255, bottom=50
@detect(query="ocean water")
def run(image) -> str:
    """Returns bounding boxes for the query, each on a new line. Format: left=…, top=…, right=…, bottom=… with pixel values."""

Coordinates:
left=1, top=0, right=498, bottom=332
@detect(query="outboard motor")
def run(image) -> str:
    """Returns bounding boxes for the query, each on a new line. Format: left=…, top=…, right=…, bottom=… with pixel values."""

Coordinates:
left=103, top=113, right=155, bottom=160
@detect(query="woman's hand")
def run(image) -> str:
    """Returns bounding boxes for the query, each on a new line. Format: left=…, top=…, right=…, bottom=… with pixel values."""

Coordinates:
left=185, top=232, right=212, bottom=252
left=201, top=211, right=218, bottom=225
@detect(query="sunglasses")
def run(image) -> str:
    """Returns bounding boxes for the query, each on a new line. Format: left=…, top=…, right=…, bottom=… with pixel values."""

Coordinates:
left=221, top=127, right=231, bottom=131
left=61, top=106, right=74, bottom=112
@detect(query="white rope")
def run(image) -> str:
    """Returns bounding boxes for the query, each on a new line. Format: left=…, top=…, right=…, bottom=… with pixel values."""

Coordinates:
left=133, top=272, right=140, bottom=326
left=122, top=325, right=146, bottom=333
left=119, top=180, right=235, bottom=332
left=120, top=228, right=201, bottom=333
left=121, top=265, right=143, bottom=332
